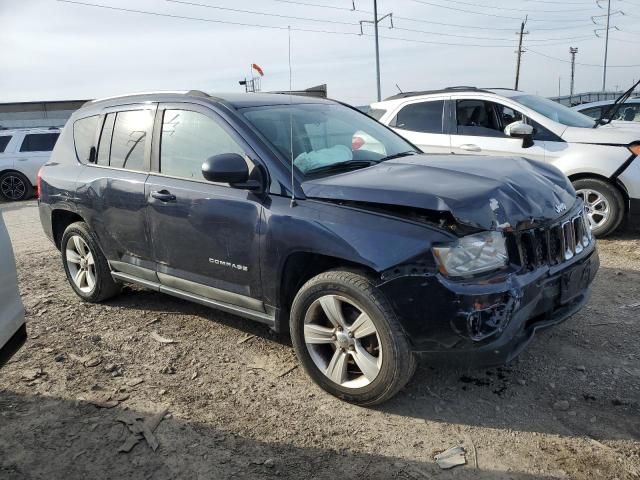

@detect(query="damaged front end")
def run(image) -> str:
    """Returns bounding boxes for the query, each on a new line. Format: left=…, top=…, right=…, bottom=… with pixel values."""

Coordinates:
left=377, top=202, right=599, bottom=366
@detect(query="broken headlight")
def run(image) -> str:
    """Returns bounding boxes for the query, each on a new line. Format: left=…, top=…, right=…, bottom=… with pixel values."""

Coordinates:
left=432, top=231, right=508, bottom=277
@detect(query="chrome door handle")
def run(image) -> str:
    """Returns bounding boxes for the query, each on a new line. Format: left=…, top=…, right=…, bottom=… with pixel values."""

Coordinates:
left=16, top=158, right=29, bottom=162
left=151, top=190, right=176, bottom=202
left=459, top=144, right=481, bottom=152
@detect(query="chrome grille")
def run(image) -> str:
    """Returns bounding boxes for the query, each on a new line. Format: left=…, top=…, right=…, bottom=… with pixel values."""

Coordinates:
left=514, top=210, right=592, bottom=269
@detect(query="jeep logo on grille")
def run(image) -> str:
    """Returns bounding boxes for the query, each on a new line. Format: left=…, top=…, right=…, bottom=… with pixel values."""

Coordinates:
left=554, top=202, right=567, bottom=214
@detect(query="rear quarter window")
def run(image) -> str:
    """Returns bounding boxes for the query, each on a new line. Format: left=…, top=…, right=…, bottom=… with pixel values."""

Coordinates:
left=19, top=133, right=60, bottom=152
left=73, top=115, right=100, bottom=163
left=367, top=108, right=386, bottom=121
left=0, top=136, right=11, bottom=153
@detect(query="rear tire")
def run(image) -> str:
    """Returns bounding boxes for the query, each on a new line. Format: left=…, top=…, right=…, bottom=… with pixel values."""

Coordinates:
left=0, top=171, right=33, bottom=201
left=61, top=222, right=120, bottom=302
left=573, top=178, right=624, bottom=238
left=290, top=270, right=415, bottom=406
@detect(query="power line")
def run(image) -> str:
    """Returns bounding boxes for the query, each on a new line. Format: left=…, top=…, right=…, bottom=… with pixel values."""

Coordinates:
left=271, top=0, right=362, bottom=12
left=528, top=48, right=640, bottom=67
left=411, top=0, right=598, bottom=23
left=414, top=0, right=600, bottom=13
left=54, top=0, right=564, bottom=48
left=165, top=0, right=358, bottom=26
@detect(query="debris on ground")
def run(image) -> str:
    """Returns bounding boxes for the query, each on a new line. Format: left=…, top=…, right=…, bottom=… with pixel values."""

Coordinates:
left=150, top=332, right=178, bottom=344
left=117, top=406, right=169, bottom=453
left=84, top=357, right=102, bottom=368
left=276, top=365, right=298, bottom=378
left=434, top=445, right=467, bottom=470
left=237, top=334, right=256, bottom=345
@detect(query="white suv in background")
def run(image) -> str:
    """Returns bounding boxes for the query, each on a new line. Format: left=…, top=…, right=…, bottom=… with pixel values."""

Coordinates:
left=0, top=128, right=60, bottom=201
left=371, top=87, right=640, bottom=237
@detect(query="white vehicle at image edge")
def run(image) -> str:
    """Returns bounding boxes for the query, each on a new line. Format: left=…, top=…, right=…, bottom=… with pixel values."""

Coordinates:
left=0, top=128, right=60, bottom=201
left=571, top=98, right=640, bottom=123
left=0, top=211, right=26, bottom=368
left=370, top=87, right=640, bottom=237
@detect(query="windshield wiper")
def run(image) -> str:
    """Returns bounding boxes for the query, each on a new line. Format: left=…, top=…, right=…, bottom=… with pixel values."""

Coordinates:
left=379, top=150, right=420, bottom=162
left=593, top=78, right=640, bottom=128
left=304, top=160, right=379, bottom=175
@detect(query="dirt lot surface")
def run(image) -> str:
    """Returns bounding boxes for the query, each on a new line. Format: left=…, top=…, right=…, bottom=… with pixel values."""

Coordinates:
left=0, top=200, right=639, bottom=480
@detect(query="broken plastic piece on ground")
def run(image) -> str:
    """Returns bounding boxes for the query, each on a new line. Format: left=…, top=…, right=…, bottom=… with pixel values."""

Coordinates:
left=434, top=445, right=467, bottom=470
left=150, top=331, right=178, bottom=344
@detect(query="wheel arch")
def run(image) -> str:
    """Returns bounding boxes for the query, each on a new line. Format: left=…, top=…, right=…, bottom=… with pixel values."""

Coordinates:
left=51, top=209, right=85, bottom=250
left=568, top=172, right=630, bottom=212
left=276, top=251, right=379, bottom=334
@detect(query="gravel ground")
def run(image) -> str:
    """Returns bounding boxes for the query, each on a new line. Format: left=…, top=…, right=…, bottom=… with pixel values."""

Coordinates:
left=0, top=200, right=639, bottom=480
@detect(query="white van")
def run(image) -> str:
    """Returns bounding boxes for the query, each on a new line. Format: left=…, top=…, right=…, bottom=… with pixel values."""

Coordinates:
left=0, top=128, right=60, bottom=201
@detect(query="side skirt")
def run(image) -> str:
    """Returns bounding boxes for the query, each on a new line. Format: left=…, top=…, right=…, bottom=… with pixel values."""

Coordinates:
left=110, top=271, right=276, bottom=328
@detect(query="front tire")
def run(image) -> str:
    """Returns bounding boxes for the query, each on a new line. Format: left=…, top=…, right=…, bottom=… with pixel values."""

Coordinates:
left=290, top=270, right=415, bottom=406
left=0, top=171, right=33, bottom=201
left=61, top=222, right=120, bottom=302
left=573, top=178, right=624, bottom=237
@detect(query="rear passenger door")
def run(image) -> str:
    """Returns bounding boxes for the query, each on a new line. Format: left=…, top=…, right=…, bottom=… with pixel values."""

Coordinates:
left=0, top=134, right=17, bottom=177
left=145, top=103, right=265, bottom=311
left=388, top=99, right=450, bottom=153
left=75, top=105, right=156, bottom=275
left=15, top=132, right=60, bottom=184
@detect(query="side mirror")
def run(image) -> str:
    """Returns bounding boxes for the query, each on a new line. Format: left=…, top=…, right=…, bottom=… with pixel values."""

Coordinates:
left=202, top=153, right=261, bottom=191
left=504, top=121, right=534, bottom=149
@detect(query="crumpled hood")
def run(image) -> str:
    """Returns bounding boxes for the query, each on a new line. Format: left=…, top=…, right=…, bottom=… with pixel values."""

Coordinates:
left=561, top=123, right=640, bottom=144
left=302, top=154, right=577, bottom=231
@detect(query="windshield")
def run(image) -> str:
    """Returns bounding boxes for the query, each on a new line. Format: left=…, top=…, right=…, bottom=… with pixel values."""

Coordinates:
left=512, top=94, right=595, bottom=128
left=241, top=103, right=415, bottom=175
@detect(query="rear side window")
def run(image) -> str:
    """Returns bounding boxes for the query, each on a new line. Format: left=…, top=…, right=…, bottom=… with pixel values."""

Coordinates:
left=0, top=136, right=11, bottom=153
left=580, top=107, right=602, bottom=119
left=109, top=110, right=153, bottom=170
left=19, top=133, right=59, bottom=152
left=73, top=116, right=100, bottom=163
left=390, top=101, right=444, bottom=134
left=97, top=114, right=116, bottom=166
left=160, top=109, right=245, bottom=180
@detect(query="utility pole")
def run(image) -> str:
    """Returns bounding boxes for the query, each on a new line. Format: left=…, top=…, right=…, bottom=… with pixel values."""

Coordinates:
left=360, top=1, right=393, bottom=101
left=558, top=76, right=561, bottom=97
left=593, top=0, right=624, bottom=91
left=514, top=16, right=528, bottom=90
left=570, top=47, right=578, bottom=102
left=603, top=0, right=611, bottom=91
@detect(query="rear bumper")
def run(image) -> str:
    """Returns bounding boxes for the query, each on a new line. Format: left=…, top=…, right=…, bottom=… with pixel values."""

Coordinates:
left=380, top=246, right=598, bottom=367
left=0, top=323, right=27, bottom=369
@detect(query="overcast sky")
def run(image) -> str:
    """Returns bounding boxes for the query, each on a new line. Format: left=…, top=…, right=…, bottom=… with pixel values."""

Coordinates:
left=1, top=0, right=639, bottom=105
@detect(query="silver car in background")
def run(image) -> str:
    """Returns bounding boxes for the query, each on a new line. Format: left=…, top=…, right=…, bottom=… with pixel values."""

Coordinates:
left=0, top=210, right=26, bottom=368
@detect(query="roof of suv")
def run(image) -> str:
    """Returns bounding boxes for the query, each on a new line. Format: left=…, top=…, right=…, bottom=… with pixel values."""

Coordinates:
left=85, top=90, right=333, bottom=110
left=379, top=87, right=524, bottom=104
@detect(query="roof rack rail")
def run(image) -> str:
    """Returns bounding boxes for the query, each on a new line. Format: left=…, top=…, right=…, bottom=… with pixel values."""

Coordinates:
left=185, top=90, right=211, bottom=98
left=383, top=86, right=490, bottom=101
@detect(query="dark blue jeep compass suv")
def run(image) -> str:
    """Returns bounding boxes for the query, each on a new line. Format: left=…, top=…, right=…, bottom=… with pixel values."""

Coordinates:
left=38, top=90, right=598, bottom=405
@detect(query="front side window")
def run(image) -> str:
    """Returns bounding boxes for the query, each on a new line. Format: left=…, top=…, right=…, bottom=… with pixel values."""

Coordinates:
left=160, top=109, right=245, bottom=180
left=73, top=115, right=100, bottom=163
left=512, top=94, right=594, bottom=128
left=391, top=101, right=444, bottom=134
left=109, top=110, right=153, bottom=170
left=456, top=100, right=505, bottom=137
left=19, top=133, right=59, bottom=152
left=241, top=103, right=414, bottom=175
left=0, top=136, right=11, bottom=153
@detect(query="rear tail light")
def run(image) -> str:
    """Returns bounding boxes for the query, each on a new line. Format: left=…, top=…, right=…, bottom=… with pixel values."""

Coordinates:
left=36, top=167, right=44, bottom=199
left=352, top=136, right=365, bottom=150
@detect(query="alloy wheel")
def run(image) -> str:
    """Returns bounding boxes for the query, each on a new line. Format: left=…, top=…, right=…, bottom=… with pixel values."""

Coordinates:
left=65, top=235, right=97, bottom=293
left=303, top=294, right=382, bottom=389
left=0, top=175, right=27, bottom=201
left=576, top=188, right=610, bottom=230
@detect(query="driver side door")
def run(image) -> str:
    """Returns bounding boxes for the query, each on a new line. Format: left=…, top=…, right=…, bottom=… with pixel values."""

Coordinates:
left=450, top=99, right=546, bottom=162
left=145, top=103, right=266, bottom=315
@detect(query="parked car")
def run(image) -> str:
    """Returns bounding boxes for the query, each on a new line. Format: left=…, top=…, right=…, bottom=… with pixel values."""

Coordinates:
left=0, top=127, right=60, bottom=201
left=371, top=87, right=640, bottom=237
left=38, top=91, right=598, bottom=405
left=0, top=210, right=26, bottom=368
left=572, top=98, right=640, bottom=123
